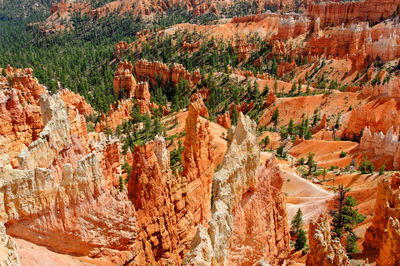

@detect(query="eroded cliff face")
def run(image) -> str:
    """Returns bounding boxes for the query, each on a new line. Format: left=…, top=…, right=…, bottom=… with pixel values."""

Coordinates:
left=113, top=60, right=137, bottom=98
left=95, top=99, right=134, bottom=133
left=134, top=59, right=201, bottom=88
left=364, top=174, right=400, bottom=265
left=306, top=21, right=400, bottom=69
left=343, top=98, right=400, bottom=140
left=0, top=68, right=46, bottom=168
left=307, top=0, right=400, bottom=28
left=306, top=214, right=350, bottom=266
left=0, top=91, right=138, bottom=264
left=359, top=126, right=400, bottom=169
left=128, top=93, right=214, bottom=265
left=186, top=113, right=290, bottom=265
left=0, top=223, right=19, bottom=266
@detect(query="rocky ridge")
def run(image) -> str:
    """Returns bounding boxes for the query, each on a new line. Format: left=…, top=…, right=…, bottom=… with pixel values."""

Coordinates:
left=364, top=174, right=400, bottom=265
left=128, top=93, right=214, bottom=264
left=186, top=112, right=290, bottom=265
left=306, top=214, right=350, bottom=266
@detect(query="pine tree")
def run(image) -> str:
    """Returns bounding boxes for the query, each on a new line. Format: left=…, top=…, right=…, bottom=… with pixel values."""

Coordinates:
left=291, top=208, right=303, bottom=235
left=261, top=135, right=270, bottom=149
left=272, top=108, right=279, bottom=127
left=329, top=185, right=366, bottom=238
left=231, top=108, right=239, bottom=126
left=295, top=229, right=307, bottom=250
left=288, top=118, right=295, bottom=136
left=359, top=155, right=375, bottom=174
left=306, top=153, right=316, bottom=175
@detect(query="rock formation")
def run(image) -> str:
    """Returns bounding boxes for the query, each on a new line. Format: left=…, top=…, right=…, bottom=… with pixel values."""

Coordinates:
left=95, top=99, right=133, bottom=133
left=134, top=59, right=201, bottom=88
left=135, top=81, right=152, bottom=114
left=0, top=68, right=45, bottom=168
left=0, top=223, right=20, bottom=266
left=113, top=60, right=137, bottom=98
left=264, top=91, right=277, bottom=107
left=0, top=91, right=138, bottom=264
left=364, top=174, right=400, bottom=265
left=274, top=15, right=310, bottom=41
left=306, top=214, right=351, bottom=266
left=343, top=98, right=400, bottom=140
left=306, top=21, right=400, bottom=69
left=186, top=113, right=290, bottom=265
left=128, top=93, right=215, bottom=265
left=307, top=0, right=400, bottom=28
left=217, top=112, right=231, bottom=128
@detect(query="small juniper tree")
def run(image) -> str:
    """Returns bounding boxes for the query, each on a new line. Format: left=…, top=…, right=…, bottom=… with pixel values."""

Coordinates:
left=359, top=155, right=375, bottom=174
left=260, top=135, right=270, bottom=149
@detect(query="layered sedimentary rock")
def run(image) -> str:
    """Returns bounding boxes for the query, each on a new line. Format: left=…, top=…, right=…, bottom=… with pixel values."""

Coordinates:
left=186, top=113, right=290, bottom=265
left=60, top=89, right=93, bottom=150
left=306, top=22, right=400, bottom=69
left=135, top=81, right=152, bottom=114
left=359, top=126, right=400, bottom=169
left=217, top=113, right=231, bottom=128
left=128, top=93, right=214, bottom=264
left=93, top=137, right=122, bottom=190
left=0, top=68, right=45, bottom=168
left=343, top=98, right=400, bottom=139
left=306, top=214, right=350, bottom=266
left=59, top=89, right=93, bottom=117
left=364, top=174, right=400, bottom=265
left=113, top=60, right=137, bottom=98
left=0, top=91, right=137, bottom=264
left=274, top=15, right=310, bottom=41
left=0, top=223, right=19, bottom=266
left=362, top=76, right=400, bottom=98
left=95, top=99, right=133, bottom=133
left=308, top=0, right=400, bottom=28
left=134, top=59, right=201, bottom=88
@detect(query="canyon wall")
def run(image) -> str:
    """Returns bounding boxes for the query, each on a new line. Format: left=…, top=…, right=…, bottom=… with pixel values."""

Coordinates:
left=0, top=91, right=138, bottom=264
left=343, top=98, right=400, bottom=139
left=186, top=112, right=290, bottom=265
left=0, top=68, right=45, bottom=168
left=307, top=22, right=400, bottom=69
left=128, top=93, right=214, bottom=264
left=364, top=174, right=400, bottom=265
left=307, top=0, right=400, bottom=28
left=306, top=214, right=350, bottom=266
left=359, top=126, right=400, bottom=169
left=134, top=59, right=201, bottom=88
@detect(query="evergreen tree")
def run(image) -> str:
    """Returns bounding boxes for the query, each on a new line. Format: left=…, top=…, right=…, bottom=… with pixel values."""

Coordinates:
left=272, top=108, right=279, bottom=127
left=261, top=135, right=270, bottom=149
left=291, top=208, right=303, bottom=235
left=288, top=118, right=295, bottom=136
left=329, top=185, right=366, bottom=238
left=359, top=155, right=375, bottom=174
left=295, top=229, right=307, bottom=251
left=231, top=109, right=239, bottom=126
left=306, top=153, right=316, bottom=175
left=346, top=234, right=358, bottom=254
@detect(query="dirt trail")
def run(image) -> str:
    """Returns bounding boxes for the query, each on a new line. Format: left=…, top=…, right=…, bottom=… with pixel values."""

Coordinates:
left=280, top=167, right=334, bottom=225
